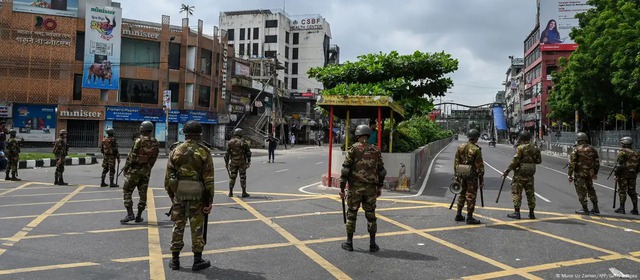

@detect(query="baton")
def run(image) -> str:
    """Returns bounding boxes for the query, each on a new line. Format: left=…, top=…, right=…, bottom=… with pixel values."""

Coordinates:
left=115, top=158, right=120, bottom=185
left=480, top=184, right=484, bottom=207
left=341, top=196, right=347, bottom=224
left=613, top=180, right=618, bottom=209
left=165, top=204, right=173, bottom=217
left=495, top=175, right=507, bottom=203
left=449, top=194, right=457, bottom=210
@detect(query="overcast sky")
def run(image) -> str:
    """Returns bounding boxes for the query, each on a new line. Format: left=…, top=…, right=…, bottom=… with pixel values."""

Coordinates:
left=121, top=0, right=537, bottom=107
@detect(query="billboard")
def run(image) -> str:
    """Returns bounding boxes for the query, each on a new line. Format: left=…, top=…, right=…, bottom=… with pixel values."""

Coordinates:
left=539, top=0, right=592, bottom=51
left=12, top=104, right=57, bottom=142
left=82, top=5, right=121, bottom=90
left=12, top=0, right=79, bottom=17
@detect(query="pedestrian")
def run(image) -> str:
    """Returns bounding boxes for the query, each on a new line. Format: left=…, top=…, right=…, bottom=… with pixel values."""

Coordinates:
left=453, top=128, right=484, bottom=224
left=266, top=133, right=278, bottom=163
left=568, top=132, right=600, bottom=215
left=4, top=129, right=21, bottom=181
left=100, top=128, right=120, bottom=187
left=53, top=129, right=69, bottom=185
left=502, top=131, right=541, bottom=219
left=165, top=121, right=214, bottom=271
left=0, top=120, right=8, bottom=152
left=290, top=133, right=295, bottom=148
left=613, top=136, right=639, bottom=215
left=339, top=124, right=386, bottom=252
left=120, top=121, right=159, bottom=223
left=225, top=128, right=251, bottom=197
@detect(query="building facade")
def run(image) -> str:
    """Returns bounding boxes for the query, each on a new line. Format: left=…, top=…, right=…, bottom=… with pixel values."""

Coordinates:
left=503, top=57, right=524, bottom=140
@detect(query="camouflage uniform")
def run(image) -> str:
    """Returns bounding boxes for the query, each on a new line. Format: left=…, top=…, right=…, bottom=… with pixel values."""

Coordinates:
left=121, top=134, right=159, bottom=222
left=454, top=141, right=484, bottom=223
left=53, top=134, right=69, bottom=185
left=505, top=141, right=541, bottom=219
left=614, top=147, right=639, bottom=214
left=5, top=133, right=20, bottom=181
left=225, top=135, right=251, bottom=197
left=101, top=135, right=120, bottom=187
left=568, top=143, right=600, bottom=214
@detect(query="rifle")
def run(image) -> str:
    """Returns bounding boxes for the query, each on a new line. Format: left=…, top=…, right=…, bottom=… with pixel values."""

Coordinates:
left=115, top=157, right=120, bottom=186
left=165, top=204, right=173, bottom=217
left=341, top=195, right=347, bottom=224
left=563, top=163, right=569, bottom=169
left=202, top=190, right=211, bottom=245
left=613, top=180, right=618, bottom=209
left=495, top=175, right=507, bottom=203
left=607, top=164, right=617, bottom=180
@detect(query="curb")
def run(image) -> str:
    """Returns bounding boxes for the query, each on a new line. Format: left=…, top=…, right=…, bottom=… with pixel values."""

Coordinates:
left=13, top=156, right=98, bottom=170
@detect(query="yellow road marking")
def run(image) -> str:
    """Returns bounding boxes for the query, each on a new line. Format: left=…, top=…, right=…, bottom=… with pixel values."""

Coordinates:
left=146, top=187, right=165, bottom=280
left=0, top=182, right=34, bottom=196
left=0, top=197, right=121, bottom=208
left=573, top=215, right=640, bottom=235
left=0, top=262, right=100, bottom=275
left=0, top=189, right=119, bottom=198
left=232, top=196, right=352, bottom=280
left=590, top=215, right=640, bottom=224
left=210, top=218, right=260, bottom=225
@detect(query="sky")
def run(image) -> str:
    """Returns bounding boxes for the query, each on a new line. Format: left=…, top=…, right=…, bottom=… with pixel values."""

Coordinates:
left=120, top=0, right=537, bottom=107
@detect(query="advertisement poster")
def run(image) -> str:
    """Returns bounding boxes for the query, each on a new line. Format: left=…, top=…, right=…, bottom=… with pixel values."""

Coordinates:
left=82, top=5, right=121, bottom=90
left=103, top=120, right=113, bottom=136
left=12, top=104, right=56, bottom=142
left=105, top=106, right=179, bottom=123
left=0, top=103, right=12, bottom=118
left=177, top=123, right=186, bottom=142
left=155, top=122, right=166, bottom=142
left=539, top=0, right=592, bottom=51
left=11, top=0, right=79, bottom=17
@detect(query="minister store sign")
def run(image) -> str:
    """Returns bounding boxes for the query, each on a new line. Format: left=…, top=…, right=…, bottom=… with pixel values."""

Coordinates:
left=57, top=105, right=105, bottom=120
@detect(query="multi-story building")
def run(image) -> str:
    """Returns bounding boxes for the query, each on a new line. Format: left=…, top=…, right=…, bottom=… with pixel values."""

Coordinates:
left=503, top=57, right=524, bottom=140
left=0, top=0, right=230, bottom=149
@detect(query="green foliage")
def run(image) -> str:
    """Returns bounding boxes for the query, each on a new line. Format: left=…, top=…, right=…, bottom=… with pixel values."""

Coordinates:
left=393, top=116, right=452, bottom=152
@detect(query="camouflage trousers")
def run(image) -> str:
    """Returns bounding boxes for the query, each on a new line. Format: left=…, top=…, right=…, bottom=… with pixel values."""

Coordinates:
left=6, top=155, right=18, bottom=174
left=617, top=177, right=639, bottom=206
left=101, top=155, right=117, bottom=180
left=122, top=173, right=149, bottom=210
left=574, top=176, right=598, bottom=206
left=55, top=157, right=65, bottom=179
left=228, top=163, right=247, bottom=189
left=457, top=177, right=479, bottom=215
left=345, top=182, right=378, bottom=234
left=170, top=200, right=207, bottom=253
left=511, top=174, right=536, bottom=210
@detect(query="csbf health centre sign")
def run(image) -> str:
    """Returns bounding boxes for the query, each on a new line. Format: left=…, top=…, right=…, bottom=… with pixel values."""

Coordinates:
left=82, top=5, right=122, bottom=90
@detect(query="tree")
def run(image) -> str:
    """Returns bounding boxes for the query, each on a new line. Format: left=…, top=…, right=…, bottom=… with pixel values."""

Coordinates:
left=308, top=51, right=458, bottom=118
left=548, top=0, right=640, bottom=129
left=179, top=4, right=195, bottom=19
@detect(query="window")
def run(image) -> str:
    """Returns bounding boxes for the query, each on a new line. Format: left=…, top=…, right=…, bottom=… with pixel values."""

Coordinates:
left=285, top=31, right=290, bottom=44
left=239, top=44, right=245, bottom=56
left=75, top=32, right=84, bottom=60
left=169, top=82, right=179, bottom=102
left=247, top=28, right=251, bottom=40
left=227, top=29, right=234, bottom=41
left=252, top=43, right=259, bottom=56
left=284, top=62, right=289, bottom=74
left=246, top=43, right=250, bottom=56
left=169, top=43, right=181, bottom=70
left=198, top=86, right=211, bottom=108
left=292, top=48, right=299, bottom=59
left=239, top=28, right=245, bottom=40
left=253, top=27, right=259, bottom=39
left=119, top=79, right=159, bottom=104
left=292, top=63, right=298, bottom=75
left=213, top=87, right=218, bottom=109
left=73, top=74, right=82, bottom=100
left=265, top=20, right=278, bottom=28
left=121, top=38, right=161, bottom=68
left=293, top=33, right=299, bottom=44
left=285, top=46, right=289, bottom=59
left=284, top=77, right=288, bottom=88
left=200, top=49, right=212, bottom=75
left=291, top=78, right=298, bottom=90
left=265, top=35, right=277, bottom=43
left=264, top=51, right=276, bottom=58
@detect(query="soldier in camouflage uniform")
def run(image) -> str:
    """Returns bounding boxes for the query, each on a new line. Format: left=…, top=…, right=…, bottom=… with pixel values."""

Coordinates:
left=613, top=136, right=639, bottom=215
left=53, top=129, right=69, bottom=185
left=568, top=132, right=600, bottom=215
left=120, top=121, right=159, bottom=223
left=339, top=124, right=386, bottom=252
left=502, top=131, right=541, bottom=219
left=100, top=128, right=120, bottom=187
left=5, top=130, right=21, bottom=181
left=224, top=128, right=251, bottom=198
left=453, top=129, right=484, bottom=224
left=165, top=121, right=214, bottom=271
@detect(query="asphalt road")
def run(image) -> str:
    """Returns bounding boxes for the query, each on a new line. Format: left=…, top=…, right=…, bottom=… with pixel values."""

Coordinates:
left=0, top=142, right=639, bottom=279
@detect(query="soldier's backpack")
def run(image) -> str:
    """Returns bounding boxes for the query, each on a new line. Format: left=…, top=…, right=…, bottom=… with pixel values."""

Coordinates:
left=102, top=137, right=114, bottom=155
left=519, top=144, right=537, bottom=176
left=136, top=137, right=159, bottom=164
left=575, top=145, right=597, bottom=170
left=456, top=143, right=475, bottom=178
left=172, top=144, right=205, bottom=201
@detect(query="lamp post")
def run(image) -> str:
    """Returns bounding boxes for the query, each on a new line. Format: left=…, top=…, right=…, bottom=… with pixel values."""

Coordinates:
left=164, top=36, right=175, bottom=156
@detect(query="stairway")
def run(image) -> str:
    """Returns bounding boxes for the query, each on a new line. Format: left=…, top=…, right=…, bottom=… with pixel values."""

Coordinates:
left=237, top=112, right=269, bottom=148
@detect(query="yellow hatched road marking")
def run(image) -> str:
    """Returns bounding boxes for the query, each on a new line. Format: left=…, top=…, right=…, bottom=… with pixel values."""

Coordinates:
left=0, top=262, right=100, bottom=275
left=0, top=182, right=34, bottom=196
left=573, top=215, right=640, bottom=234
left=146, top=188, right=165, bottom=280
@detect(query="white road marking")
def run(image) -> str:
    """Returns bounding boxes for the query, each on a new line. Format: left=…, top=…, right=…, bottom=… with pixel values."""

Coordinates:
left=215, top=180, right=229, bottom=184
left=315, top=162, right=324, bottom=165
left=275, top=169, right=289, bottom=173
left=484, top=161, right=551, bottom=203
left=298, top=182, right=324, bottom=194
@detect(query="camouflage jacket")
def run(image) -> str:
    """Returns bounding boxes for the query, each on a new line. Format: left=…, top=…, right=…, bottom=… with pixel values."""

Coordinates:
left=568, top=143, right=600, bottom=178
left=225, top=136, right=251, bottom=166
left=343, top=142, right=385, bottom=184
left=100, top=136, right=119, bottom=157
left=6, top=137, right=20, bottom=157
left=508, top=141, right=542, bottom=174
left=454, top=142, right=484, bottom=179
left=123, top=135, right=159, bottom=175
left=53, top=137, right=69, bottom=158
left=165, top=139, right=215, bottom=200
left=615, top=147, right=639, bottom=178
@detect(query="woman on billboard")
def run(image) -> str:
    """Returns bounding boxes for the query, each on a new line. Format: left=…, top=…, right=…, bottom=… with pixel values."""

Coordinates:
left=540, top=19, right=562, bottom=44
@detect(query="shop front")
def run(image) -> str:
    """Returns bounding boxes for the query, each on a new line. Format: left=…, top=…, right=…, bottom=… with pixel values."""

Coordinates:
left=57, top=105, right=104, bottom=147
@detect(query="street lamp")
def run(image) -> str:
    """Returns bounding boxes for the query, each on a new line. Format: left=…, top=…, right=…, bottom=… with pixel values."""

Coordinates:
left=164, top=36, right=176, bottom=156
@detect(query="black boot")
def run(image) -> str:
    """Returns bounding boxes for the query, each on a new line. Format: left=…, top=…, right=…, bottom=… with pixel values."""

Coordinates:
left=54, top=174, right=59, bottom=185
left=109, top=178, right=118, bottom=188
left=575, top=204, right=590, bottom=215
left=507, top=208, right=521, bottom=219
left=5, top=171, right=10, bottom=181
left=631, top=199, right=639, bottom=215
left=590, top=204, right=600, bottom=215
left=369, top=233, right=379, bottom=252
left=120, top=207, right=135, bottom=223
left=341, top=232, right=354, bottom=251
left=529, top=209, right=536, bottom=219
left=614, top=207, right=626, bottom=214
left=454, top=209, right=465, bottom=222
left=192, top=252, right=211, bottom=271
left=135, top=208, right=144, bottom=223
left=11, top=172, right=21, bottom=181
left=241, top=186, right=250, bottom=198
left=228, top=187, right=234, bottom=197
left=466, top=214, right=481, bottom=225
left=58, top=175, right=68, bottom=186
left=168, top=252, right=180, bottom=270
left=100, top=175, right=108, bottom=187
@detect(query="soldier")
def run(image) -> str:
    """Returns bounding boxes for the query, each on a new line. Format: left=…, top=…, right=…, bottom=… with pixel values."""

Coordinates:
left=453, top=129, right=484, bottom=224
left=120, top=121, right=159, bottom=223
left=5, top=129, right=21, bottom=181
left=100, top=128, right=120, bottom=187
left=613, top=136, right=639, bottom=215
left=53, top=129, right=69, bottom=185
left=568, top=132, right=600, bottom=215
left=502, top=131, right=541, bottom=219
left=165, top=121, right=214, bottom=271
left=224, top=128, right=251, bottom=198
left=339, top=124, right=386, bottom=252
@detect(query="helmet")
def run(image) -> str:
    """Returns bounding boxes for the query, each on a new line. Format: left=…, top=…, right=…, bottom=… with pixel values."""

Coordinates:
left=621, top=136, right=633, bottom=146
left=467, top=129, right=480, bottom=140
left=183, top=120, right=203, bottom=136
left=140, top=121, right=154, bottom=133
left=519, top=131, right=531, bottom=141
left=106, top=128, right=115, bottom=136
left=59, top=129, right=67, bottom=135
left=576, top=132, right=588, bottom=142
left=355, top=124, right=371, bottom=137
left=9, top=129, right=16, bottom=136
left=233, top=128, right=243, bottom=137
